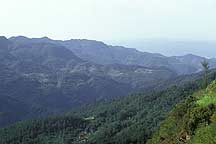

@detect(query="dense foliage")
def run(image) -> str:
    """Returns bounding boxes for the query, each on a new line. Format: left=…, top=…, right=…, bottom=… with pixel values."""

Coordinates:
left=0, top=75, right=206, bottom=144
left=69, top=71, right=216, bottom=144
left=147, top=80, right=216, bottom=144
left=0, top=116, right=89, bottom=144
left=72, top=82, right=199, bottom=144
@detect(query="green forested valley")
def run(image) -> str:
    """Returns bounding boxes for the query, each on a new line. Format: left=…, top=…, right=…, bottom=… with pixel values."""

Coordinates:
left=1, top=71, right=216, bottom=144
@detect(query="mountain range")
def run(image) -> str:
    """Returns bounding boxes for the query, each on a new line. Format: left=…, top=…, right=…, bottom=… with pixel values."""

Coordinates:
left=10, top=36, right=216, bottom=75
left=0, top=36, right=215, bottom=127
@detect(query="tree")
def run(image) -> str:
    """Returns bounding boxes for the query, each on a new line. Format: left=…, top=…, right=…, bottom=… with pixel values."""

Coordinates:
left=201, top=60, right=210, bottom=88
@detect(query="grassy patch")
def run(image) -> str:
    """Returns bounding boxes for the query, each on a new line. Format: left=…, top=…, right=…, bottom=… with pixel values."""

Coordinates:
left=190, top=123, right=216, bottom=144
left=197, top=95, right=216, bottom=107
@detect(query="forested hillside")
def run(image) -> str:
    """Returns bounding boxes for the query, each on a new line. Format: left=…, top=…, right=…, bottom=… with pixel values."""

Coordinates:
left=147, top=80, right=216, bottom=144
left=1, top=71, right=216, bottom=144
left=0, top=116, right=89, bottom=144
left=0, top=36, right=176, bottom=127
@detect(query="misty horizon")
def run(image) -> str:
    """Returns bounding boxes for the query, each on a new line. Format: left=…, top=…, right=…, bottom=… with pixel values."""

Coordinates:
left=3, top=35, right=216, bottom=58
left=1, top=0, right=216, bottom=58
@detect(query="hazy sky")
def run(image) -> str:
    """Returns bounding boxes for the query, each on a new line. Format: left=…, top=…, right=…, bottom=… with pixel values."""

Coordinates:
left=1, top=0, right=216, bottom=56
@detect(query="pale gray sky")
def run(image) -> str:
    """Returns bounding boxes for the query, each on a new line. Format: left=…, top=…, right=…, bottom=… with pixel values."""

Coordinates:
left=1, top=0, right=216, bottom=56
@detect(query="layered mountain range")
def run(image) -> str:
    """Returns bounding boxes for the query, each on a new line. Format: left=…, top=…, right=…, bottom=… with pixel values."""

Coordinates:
left=0, top=36, right=215, bottom=127
left=10, top=36, right=216, bottom=75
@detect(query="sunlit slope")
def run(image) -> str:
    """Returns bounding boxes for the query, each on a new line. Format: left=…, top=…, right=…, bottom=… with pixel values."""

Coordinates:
left=147, top=80, right=216, bottom=144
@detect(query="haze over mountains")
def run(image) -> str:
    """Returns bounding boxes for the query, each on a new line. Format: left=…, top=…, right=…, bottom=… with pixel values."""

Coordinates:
left=117, top=39, right=216, bottom=58
left=0, top=36, right=174, bottom=126
left=9, top=36, right=216, bottom=75
left=0, top=35, right=216, bottom=127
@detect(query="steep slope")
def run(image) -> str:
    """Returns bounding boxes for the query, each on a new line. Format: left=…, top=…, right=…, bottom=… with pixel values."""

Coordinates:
left=9, top=36, right=216, bottom=75
left=1, top=71, right=216, bottom=144
left=147, top=80, right=216, bottom=144
left=0, top=37, right=176, bottom=127
left=0, top=63, right=41, bottom=127
left=0, top=74, right=200, bottom=144
left=63, top=42, right=215, bottom=75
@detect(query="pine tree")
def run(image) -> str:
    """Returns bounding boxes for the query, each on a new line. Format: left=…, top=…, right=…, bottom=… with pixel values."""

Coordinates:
left=201, top=59, right=209, bottom=88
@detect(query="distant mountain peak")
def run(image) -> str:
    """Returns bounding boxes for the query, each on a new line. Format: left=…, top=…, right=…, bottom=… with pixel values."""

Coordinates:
left=183, top=53, right=204, bottom=58
left=32, top=36, right=52, bottom=42
left=0, top=36, right=10, bottom=50
left=0, top=36, right=7, bottom=40
left=40, top=36, right=51, bottom=40
left=10, top=36, right=29, bottom=40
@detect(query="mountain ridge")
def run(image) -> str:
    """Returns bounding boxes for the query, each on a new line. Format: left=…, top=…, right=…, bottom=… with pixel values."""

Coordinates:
left=8, top=36, right=216, bottom=75
left=0, top=36, right=176, bottom=127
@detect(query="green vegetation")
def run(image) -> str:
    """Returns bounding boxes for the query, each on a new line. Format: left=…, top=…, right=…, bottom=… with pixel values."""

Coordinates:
left=0, top=115, right=89, bottom=144
left=197, top=80, right=216, bottom=107
left=197, top=95, right=216, bottom=107
left=1, top=71, right=216, bottom=144
left=0, top=78, right=202, bottom=144
left=201, top=59, right=210, bottom=88
left=147, top=80, right=216, bottom=144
